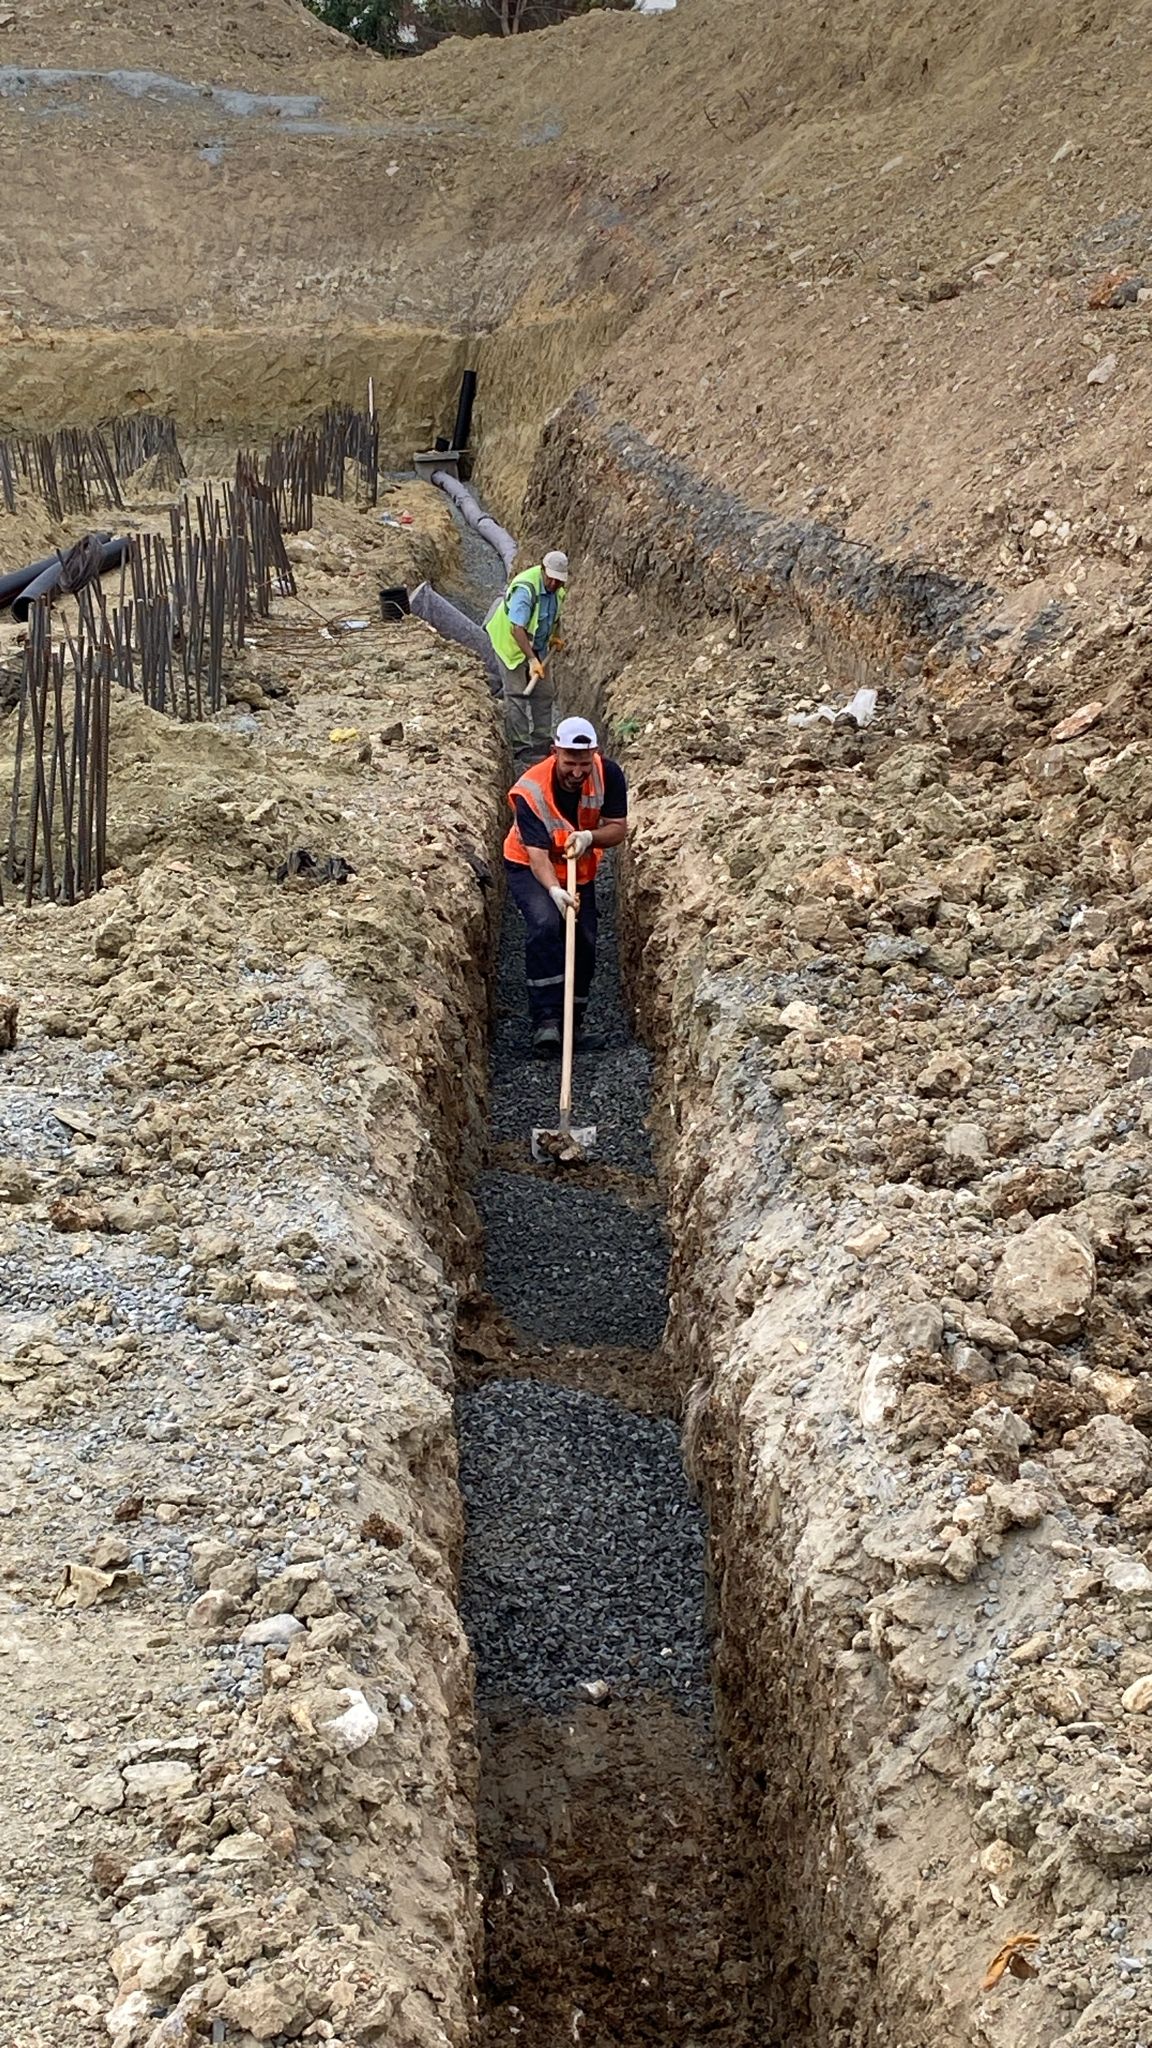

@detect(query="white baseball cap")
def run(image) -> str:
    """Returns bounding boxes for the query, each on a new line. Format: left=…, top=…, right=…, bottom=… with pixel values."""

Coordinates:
left=556, top=716, right=598, bottom=750
left=542, top=549, right=569, bottom=581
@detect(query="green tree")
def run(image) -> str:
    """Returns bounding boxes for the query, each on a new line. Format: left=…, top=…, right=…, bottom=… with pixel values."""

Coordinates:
left=306, top=0, right=634, bottom=53
left=307, top=0, right=407, bottom=56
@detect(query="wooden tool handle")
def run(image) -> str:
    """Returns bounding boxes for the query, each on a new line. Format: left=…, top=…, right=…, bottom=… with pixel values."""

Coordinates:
left=558, top=854, right=577, bottom=1130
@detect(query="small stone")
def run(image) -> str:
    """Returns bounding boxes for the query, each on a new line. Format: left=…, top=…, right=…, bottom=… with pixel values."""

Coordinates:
left=846, top=1221, right=891, bottom=1257
left=1009, top=1632, right=1052, bottom=1665
left=579, top=1679, right=611, bottom=1704
left=1121, top=1675, right=1152, bottom=1714
left=965, top=1314, right=1018, bottom=1353
left=1051, top=700, right=1103, bottom=743
left=944, top=1122, right=988, bottom=1164
left=915, top=1050, right=973, bottom=1097
left=210, top=1558, right=257, bottom=1600
left=1054, top=1414, right=1151, bottom=1507
left=1102, top=1553, right=1152, bottom=1601
left=0, top=1160, right=37, bottom=1204
left=211, top=1830, right=269, bottom=1863
left=217, top=1970, right=310, bottom=2041
left=190, top=1541, right=235, bottom=1590
left=251, top=1270, right=301, bottom=1302
left=106, top=1988, right=151, bottom=2045
left=122, top=1760, right=196, bottom=1800
left=893, top=1301, right=944, bottom=1355
left=77, top=1769, right=125, bottom=1814
left=778, top=999, right=821, bottom=1035
left=185, top=1589, right=239, bottom=1631
left=240, top=1613, right=305, bottom=1648
left=1086, top=352, right=1118, bottom=385
left=941, top=1532, right=980, bottom=1582
left=320, top=1687, right=380, bottom=1753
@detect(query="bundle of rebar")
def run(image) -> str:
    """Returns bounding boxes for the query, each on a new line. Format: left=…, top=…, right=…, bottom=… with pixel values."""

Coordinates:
left=107, top=412, right=186, bottom=489
left=3, top=472, right=296, bottom=903
left=0, top=413, right=185, bottom=519
left=3, top=597, right=110, bottom=907
left=245, top=403, right=380, bottom=533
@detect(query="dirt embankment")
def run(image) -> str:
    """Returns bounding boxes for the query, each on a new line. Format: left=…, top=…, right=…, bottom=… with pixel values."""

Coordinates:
left=525, top=420, right=1152, bottom=2041
left=0, top=486, right=504, bottom=2048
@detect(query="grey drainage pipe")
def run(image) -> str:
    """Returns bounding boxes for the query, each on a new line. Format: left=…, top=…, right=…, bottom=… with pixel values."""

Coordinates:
left=11, top=536, right=127, bottom=623
left=431, top=470, right=518, bottom=579
left=409, top=581, right=501, bottom=690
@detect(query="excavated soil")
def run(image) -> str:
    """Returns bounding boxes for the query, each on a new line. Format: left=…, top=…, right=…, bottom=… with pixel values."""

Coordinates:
left=0, top=480, right=502, bottom=2048
left=6, top=0, right=1152, bottom=2042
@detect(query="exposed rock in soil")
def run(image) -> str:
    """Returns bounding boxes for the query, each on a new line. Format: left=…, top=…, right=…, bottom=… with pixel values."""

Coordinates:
left=0, top=495, right=502, bottom=2046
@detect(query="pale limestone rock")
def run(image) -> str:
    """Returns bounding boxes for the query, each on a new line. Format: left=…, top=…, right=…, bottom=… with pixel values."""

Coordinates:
left=989, top=1216, right=1095, bottom=1339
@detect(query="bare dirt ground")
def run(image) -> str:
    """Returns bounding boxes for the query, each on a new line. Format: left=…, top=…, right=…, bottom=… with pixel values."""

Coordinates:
left=4, top=0, right=1152, bottom=2043
left=475, top=1697, right=759, bottom=2048
left=0, top=480, right=503, bottom=2048
left=567, top=600, right=1152, bottom=2047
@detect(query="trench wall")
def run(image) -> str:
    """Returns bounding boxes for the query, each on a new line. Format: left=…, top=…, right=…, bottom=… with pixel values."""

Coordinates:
left=0, top=499, right=509, bottom=2045
left=526, top=395, right=1152, bottom=2048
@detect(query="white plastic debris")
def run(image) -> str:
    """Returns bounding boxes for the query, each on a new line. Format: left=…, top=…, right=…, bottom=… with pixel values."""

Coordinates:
left=787, top=686, right=876, bottom=729
left=843, top=686, right=877, bottom=725
left=321, top=1687, right=380, bottom=1754
left=578, top=1679, right=611, bottom=1704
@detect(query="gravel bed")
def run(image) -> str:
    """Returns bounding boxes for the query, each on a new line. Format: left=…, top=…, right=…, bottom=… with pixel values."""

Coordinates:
left=457, top=1378, right=710, bottom=1712
left=476, top=1169, right=668, bottom=1347
left=446, top=499, right=705, bottom=1717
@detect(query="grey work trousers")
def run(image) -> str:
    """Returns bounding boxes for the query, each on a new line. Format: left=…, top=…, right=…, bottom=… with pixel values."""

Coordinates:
left=496, top=652, right=556, bottom=753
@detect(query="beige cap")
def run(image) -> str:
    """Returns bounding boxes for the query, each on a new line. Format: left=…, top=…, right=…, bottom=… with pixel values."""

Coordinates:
left=542, top=550, right=569, bottom=581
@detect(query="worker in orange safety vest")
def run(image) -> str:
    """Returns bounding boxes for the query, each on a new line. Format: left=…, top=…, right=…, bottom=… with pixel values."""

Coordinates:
left=503, top=717, right=628, bottom=1057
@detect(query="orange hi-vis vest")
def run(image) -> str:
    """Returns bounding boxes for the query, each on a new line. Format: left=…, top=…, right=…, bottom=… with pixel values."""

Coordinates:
left=504, top=753, right=606, bottom=887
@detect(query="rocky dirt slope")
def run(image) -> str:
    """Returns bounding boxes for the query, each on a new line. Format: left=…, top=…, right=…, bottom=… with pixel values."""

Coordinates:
left=0, top=487, right=503, bottom=2048
left=561, top=595, right=1152, bottom=2047
left=4, top=0, right=1152, bottom=2042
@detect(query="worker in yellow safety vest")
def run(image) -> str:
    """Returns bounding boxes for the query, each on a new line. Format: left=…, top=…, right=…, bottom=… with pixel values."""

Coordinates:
left=484, top=550, right=569, bottom=754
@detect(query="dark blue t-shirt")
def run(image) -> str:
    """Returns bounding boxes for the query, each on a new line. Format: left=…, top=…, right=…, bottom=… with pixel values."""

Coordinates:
left=514, top=758, right=627, bottom=850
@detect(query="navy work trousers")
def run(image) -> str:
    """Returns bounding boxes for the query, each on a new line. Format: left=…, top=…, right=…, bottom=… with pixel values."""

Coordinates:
left=504, top=859, right=598, bottom=1026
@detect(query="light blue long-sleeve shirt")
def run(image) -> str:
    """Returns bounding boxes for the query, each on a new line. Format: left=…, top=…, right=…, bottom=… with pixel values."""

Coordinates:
left=507, top=577, right=559, bottom=657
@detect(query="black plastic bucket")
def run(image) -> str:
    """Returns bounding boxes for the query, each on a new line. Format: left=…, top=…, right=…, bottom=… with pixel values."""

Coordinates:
left=379, top=585, right=411, bottom=622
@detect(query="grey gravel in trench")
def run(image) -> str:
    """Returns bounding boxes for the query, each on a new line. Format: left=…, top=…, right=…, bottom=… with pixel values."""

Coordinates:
left=458, top=1379, right=709, bottom=1711
left=458, top=738, right=709, bottom=1713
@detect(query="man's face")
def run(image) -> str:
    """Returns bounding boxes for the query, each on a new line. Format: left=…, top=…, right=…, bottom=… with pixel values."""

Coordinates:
left=554, top=745, right=592, bottom=791
left=543, top=575, right=565, bottom=594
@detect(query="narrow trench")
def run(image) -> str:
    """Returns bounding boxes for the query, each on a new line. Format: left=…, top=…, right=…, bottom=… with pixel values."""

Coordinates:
left=455, top=831, right=767, bottom=2042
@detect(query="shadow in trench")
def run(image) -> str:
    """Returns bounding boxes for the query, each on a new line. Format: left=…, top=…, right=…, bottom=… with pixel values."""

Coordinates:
left=457, top=851, right=768, bottom=2048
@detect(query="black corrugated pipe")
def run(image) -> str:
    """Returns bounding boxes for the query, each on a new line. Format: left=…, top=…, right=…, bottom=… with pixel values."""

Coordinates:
left=11, top=536, right=127, bottom=623
left=0, top=554, right=58, bottom=610
left=451, top=370, right=478, bottom=454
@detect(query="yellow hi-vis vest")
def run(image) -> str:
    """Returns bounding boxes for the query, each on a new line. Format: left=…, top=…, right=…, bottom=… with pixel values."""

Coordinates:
left=485, top=564, right=566, bottom=670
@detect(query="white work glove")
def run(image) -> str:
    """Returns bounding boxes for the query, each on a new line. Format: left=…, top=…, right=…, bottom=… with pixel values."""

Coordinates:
left=548, top=884, right=577, bottom=918
left=566, top=829, right=593, bottom=859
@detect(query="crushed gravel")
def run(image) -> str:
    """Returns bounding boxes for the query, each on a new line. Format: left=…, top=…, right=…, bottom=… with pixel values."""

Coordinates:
left=476, top=1169, right=667, bottom=1348
left=457, top=1378, right=710, bottom=1712
left=461, top=792, right=707, bottom=1715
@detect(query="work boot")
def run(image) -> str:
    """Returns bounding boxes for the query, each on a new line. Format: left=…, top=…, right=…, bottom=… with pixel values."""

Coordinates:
left=532, top=1021, right=562, bottom=1059
left=573, top=1027, right=607, bottom=1053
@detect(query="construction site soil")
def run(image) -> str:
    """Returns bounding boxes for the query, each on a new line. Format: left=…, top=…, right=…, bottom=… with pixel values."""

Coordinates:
left=4, top=0, right=1152, bottom=2044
